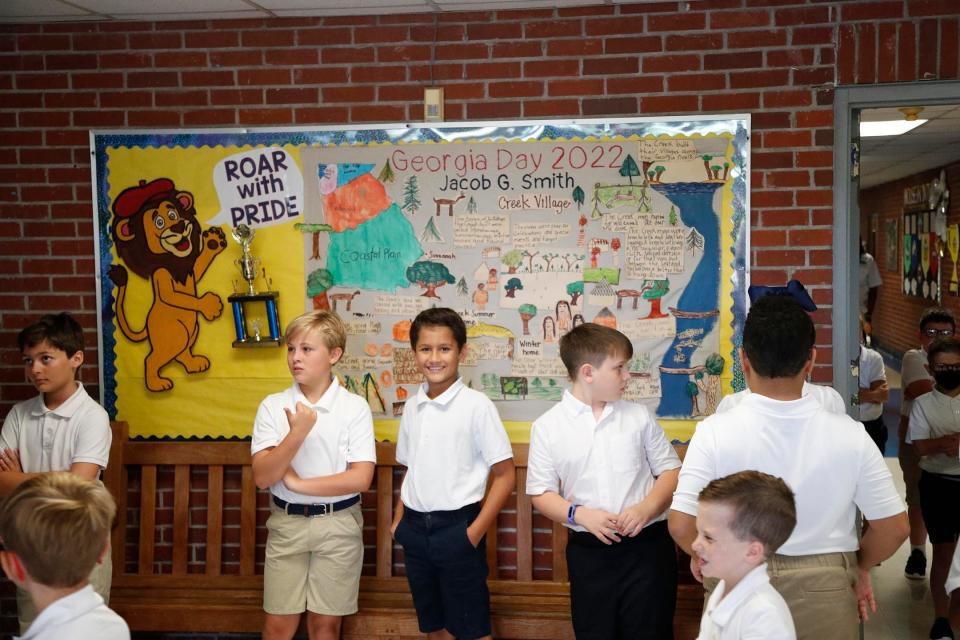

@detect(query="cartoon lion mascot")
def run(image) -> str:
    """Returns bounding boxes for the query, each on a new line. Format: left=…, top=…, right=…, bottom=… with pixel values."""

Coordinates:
left=108, top=178, right=227, bottom=392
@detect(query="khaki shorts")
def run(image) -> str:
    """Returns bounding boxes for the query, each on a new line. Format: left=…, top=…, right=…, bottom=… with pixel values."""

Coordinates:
left=768, top=552, right=860, bottom=640
left=263, top=501, right=364, bottom=616
left=18, top=549, right=112, bottom=633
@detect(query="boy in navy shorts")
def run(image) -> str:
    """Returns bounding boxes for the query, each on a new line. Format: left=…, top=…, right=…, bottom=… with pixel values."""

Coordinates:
left=527, top=323, right=681, bottom=639
left=391, top=308, right=515, bottom=640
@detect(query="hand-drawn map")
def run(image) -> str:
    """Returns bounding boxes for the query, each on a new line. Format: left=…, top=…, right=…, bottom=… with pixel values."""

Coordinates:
left=298, top=120, right=748, bottom=421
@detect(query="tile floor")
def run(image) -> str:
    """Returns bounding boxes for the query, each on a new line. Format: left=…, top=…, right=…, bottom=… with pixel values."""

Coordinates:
left=863, top=360, right=941, bottom=639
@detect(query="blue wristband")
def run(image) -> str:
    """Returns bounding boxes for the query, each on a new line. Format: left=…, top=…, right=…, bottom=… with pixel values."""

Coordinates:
left=567, top=503, right=579, bottom=525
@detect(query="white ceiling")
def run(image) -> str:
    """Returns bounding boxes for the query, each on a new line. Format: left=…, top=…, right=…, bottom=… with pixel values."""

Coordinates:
left=860, top=105, right=960, bottom=189
left=0, top=0, right=646, bottom=20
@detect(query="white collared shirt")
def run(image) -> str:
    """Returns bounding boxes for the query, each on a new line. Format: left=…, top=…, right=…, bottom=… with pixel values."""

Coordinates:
left=697, top=563, right=795, bottom=640
left=397, top=378, right=513, bottom=512
left=900, top=348, right=931, bottom=417
left=715, top=381, right=846, bottom=415
left=0, top=383, right=110, bottom=473
left=672, top=393, right=904, bottom=556
left=907, top=389, right=960, bottom=476
left=17, top=585, right=129, bottom=640
left=858, top=345, right=886, bottom=421
left=526, top=391, right=680, bottom=532
left=251, top=378, right=376, bottom=503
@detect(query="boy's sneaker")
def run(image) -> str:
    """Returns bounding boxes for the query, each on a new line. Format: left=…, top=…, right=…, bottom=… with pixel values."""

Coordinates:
left=906, top=548, right=927, bottom=579
left=929, top=617, right=954, bottom=640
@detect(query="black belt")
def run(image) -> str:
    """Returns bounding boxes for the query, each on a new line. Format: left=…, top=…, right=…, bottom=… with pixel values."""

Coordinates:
left=273, top=494, right=360, bottom=517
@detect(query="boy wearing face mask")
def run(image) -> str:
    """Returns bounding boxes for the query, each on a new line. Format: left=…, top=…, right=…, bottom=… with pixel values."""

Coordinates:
left=908, top=337, right=960, bottom=640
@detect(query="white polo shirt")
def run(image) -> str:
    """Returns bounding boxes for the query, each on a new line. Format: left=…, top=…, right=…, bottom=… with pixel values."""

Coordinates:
left=859, top=252, right=882, bottom=314
left=526, top=391, right=681, bottom=532
left=697, top=563, right=795, bottom=640
left=859, top=345, right=886, bottom=422
left=715, top=381, right=846, bottom=415
left=0, top=383, right=110, bottom=473
left=17, top=585, right=129, bottom=640
left=672, top=393, right=904, bottom=556
left=251, top=378, right=376, bottom=504
left=397, top=378, right=513, bottom=512
left=900, top=348, right=931, bottom=418
left=907, top=389, right=960, bottom=476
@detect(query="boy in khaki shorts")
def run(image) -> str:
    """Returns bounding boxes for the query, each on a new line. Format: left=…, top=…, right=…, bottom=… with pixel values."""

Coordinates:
left=251, top=311, right=376, bottom=640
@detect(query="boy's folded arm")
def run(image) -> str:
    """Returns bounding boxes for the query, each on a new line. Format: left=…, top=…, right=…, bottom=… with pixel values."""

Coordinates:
left=0, top=470, right=38, bottom=497
left=283, top=461, right=375, bottom=496
left=857, top=511, right=909, bottom=572
left=467, top=457, right=515, bottom=546
left=912, top=433, right=960, bottom=457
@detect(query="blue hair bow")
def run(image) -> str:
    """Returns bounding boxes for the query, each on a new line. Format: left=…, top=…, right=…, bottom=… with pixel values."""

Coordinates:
left=747, top=279, right=817, bottom=312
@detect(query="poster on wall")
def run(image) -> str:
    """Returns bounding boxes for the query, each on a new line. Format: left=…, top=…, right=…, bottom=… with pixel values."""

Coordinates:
left=92, top=117, right=750, bottom=440
left=883, top=217, right=898, bottom=273
left=903, top=210, right=940, bottom=300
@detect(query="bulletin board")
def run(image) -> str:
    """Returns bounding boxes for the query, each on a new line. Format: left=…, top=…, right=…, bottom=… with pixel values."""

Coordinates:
left=92, top=116, right=750, bottom=441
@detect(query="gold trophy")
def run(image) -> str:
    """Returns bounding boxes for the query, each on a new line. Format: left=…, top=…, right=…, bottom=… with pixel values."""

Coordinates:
left=228, top=224, right=282, bottom=347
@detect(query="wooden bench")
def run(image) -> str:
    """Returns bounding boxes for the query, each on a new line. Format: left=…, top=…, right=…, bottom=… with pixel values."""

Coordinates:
left=103, top=421, right=703, bottom=639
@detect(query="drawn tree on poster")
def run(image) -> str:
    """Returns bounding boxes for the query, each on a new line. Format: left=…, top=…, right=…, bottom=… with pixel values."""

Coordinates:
left=619, top=154, right=641, bottom=185
left=566, top=281, right=583, bottom=306
left=701, top=155, right=714, bottom=180
left=505, top=277, right=523, bottom=298
left=522, top=250, right=539, bottom=272
left=563, top=253, right=582, bottom=271
left=456, top=276, right=469, bottom=297
left=406, top=261, right=455, bottom=298
left=542, top=252, right=559, bottom=272
left=401, top=176, right=420, bottom=214
left=686, top=380, right=700, bottom=415
left=378, top=159, right=396, bottom=183
left=640, top=279, right=670, bottom=319
left=572, top=186, right=585, bottom=211
left=307, top=268, right=334, bottom=310
left=722, top=162, right=730, bottom=180
left=294, top=223, right=333, bottom=260
left=502, top=249, right=523, bottom=273
left=467, top=195, right=478, bottom=214
left=420, top=217, right=444, bottom=243
left=519, top=303, right=537, bottom=335
left=669, top=205, right=678, bottom=225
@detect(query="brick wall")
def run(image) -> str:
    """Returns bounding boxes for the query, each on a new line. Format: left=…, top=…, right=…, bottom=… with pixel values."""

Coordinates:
left=860, top=160, right=960, bottom=356
left=3, top=0, right=960, bottom=636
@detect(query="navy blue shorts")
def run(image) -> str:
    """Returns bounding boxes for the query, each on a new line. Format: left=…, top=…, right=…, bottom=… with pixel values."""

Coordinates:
left=395, top=502, right=490, bottom=639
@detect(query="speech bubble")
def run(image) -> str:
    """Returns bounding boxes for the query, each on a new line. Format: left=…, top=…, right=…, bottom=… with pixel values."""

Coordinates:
left=208, top=147, right=304, bottom=230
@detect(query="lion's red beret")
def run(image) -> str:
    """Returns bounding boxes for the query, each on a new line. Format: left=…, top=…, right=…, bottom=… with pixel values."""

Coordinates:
left=112, top=178, right=175, bottom=218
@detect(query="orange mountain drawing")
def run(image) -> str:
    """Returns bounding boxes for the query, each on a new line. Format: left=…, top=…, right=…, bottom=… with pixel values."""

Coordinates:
left=322, top=172, right=391, bottom=232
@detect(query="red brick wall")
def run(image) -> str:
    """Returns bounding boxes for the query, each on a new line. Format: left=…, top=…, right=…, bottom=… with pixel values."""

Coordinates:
left=860, top=160, right=960, bottom=356
left=3, top=1, right=960, bottom=636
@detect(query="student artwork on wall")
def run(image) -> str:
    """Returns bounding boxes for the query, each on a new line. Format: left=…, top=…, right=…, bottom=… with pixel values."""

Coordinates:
left=902, top=210, right=940, bottom=301
left=92, top=117, right=750, bottom=440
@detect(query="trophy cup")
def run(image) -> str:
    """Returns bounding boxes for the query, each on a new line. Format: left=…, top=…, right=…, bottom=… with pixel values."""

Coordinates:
left=228, top=224, right=282, bottom=347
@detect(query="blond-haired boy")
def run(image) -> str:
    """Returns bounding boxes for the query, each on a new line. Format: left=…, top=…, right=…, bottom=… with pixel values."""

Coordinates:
left=693, top=471, right=797, bottom=640
left=526, top=323, right=681, bottom=639
left=251, top=310, right=376, bottom=640
left=0, top=472, right=128, bottom=640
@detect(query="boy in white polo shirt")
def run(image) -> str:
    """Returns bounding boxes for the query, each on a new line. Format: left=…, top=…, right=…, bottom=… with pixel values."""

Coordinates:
left=693, top=471, right=797, bottom=640
left=900, top=307, right=955, bottom=580
left=908, top=337, right=960, bottom=640
left=391, top=307, right=515, bottom=640
left=0, top=312, right=113, bottom=632
left=251, top=310, right=376, bottom=640
left=0, top=472, right=129, bottom=640
left=527, top=323, right=681, bottom=639
left=669, top=295, right=908, bottom=640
